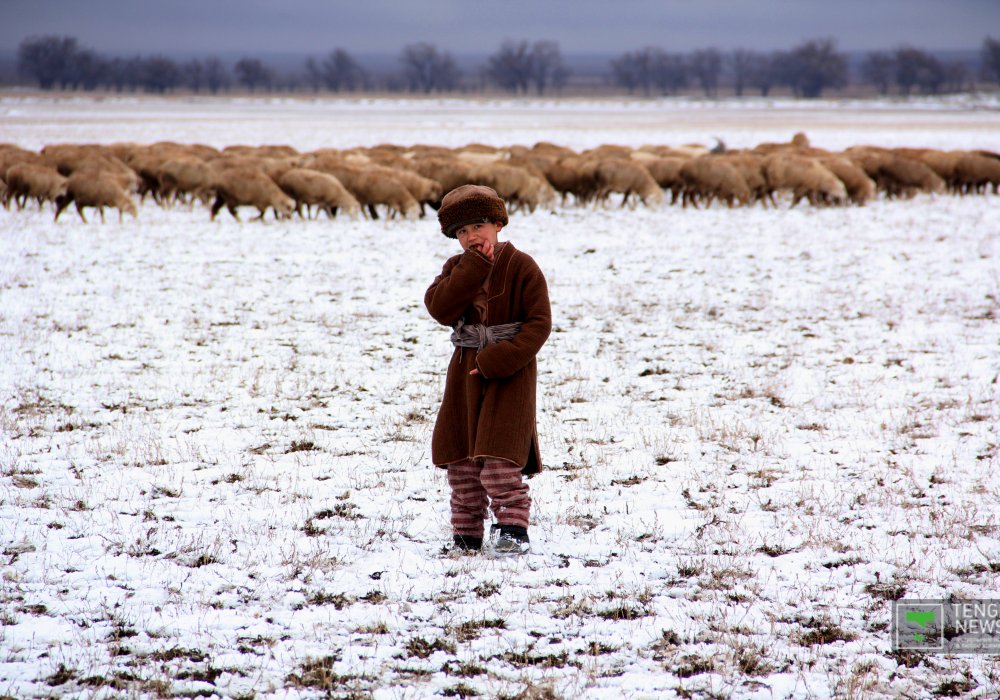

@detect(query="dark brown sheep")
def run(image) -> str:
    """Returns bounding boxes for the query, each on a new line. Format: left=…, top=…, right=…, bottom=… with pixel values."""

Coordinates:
left=679, top=156, right=750, bottom=208
left=73, top=156, right=141, bottom=195
left=0, top=146, right=47, bottom=185
left=953, top=153, right=1000, bottom=195
left=630, top=153, right=689, bottom=203
left=351, top=170, right=421, bottom=219
left=541, top=156, right=600, bottom=205
left=210, top=168, right=296, bottom=221
left=816, top=156, right=877, bottom=205
left=467, top=162, right=557, bottom=213
left=305, top=158, right=420, bottom=219
left=370, top=165, right=442, bottom=216
left=531, top=141, right=577, bottom=158
left=276, top=168, right=361, bottom=219
left=762, top=155, right=847, bottom=207
left=41, top=143, right=106, bottom=175
left=4, top=163, right=68, bottom=209
left=718, top=154, right=769, bottom=207
left=845, top=147, right=945, bottom=198
left=158, top=157, right=217, bottom=205
left=54, top=171, right=138, bottom=223
left=407, top=157, right=480, bottom=201
left=593, top=158, right=663, bottom=208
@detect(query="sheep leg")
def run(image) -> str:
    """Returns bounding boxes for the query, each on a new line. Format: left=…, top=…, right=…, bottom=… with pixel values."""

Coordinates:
left=75, top=203, right=88, bottom=223
left=54, top=197, right=70, bottom=221
left=367, top=203, right=379, bottom=220
left=210, top=195, right=225, bottom=221
left=592, top=189, right=607, bottom=210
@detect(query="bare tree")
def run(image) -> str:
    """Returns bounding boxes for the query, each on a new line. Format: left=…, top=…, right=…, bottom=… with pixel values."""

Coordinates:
left=271, top=70, right=302, bottom=93
left=729, top=49, right=757, bottom=97
left=322, top=49, right=366, bottom=92
left=68, top=48, right=105, bottom=91
left=943, top=61, right=969, bottom=93
left=861, top=51, right=894, bottom=95
left=204, top=57, right=229, bottom=94
left=894, top=47, right=944, bottom=95
left=981, top=36, right=1000, bottom=84
left=528, top=41, right=569, bottom=95
left=653, top=52, right=688, bottom=95
left=748, top=52, right=780, bottom=96
left=689, top=48, right=722, bottom=97
left=234, top=57, right=270, bottom=93
left=115, top=56, right=146, bottom=93
left=142, top=56, right=181, bottom=94
left=610, top=48, right=687, bottom=96
left=488, top=40, right=533, bottom=94
left=304, top=57, right=323, bottom=93
left=185, top=60, right=205, bottom=93
left=18, top=35, right=79, bottom=89
left=610, top=49, right=651, bottom=95
left=782, top=39, right=847, bottom=98
left=106, top=57, right=129, bottom=92
left=400, top=43, right=460, bottom=93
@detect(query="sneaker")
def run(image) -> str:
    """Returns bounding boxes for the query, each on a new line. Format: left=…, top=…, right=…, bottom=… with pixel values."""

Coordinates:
left=453, top=534, right=482, bottom=552
left=492, top=524, right=530, bottom=556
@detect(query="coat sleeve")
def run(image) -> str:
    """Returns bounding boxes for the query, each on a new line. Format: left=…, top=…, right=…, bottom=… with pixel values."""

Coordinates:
left=424, top=250, right=493, bottom=327
left=474, top=259, right=551, bottom=379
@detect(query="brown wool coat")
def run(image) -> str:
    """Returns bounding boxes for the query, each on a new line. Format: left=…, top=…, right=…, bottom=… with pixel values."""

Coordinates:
left=425, top=242, right=551, bottom=475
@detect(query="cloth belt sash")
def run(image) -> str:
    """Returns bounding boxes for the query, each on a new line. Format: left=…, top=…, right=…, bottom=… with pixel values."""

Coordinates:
left=450, top=318, right=522, bottom=351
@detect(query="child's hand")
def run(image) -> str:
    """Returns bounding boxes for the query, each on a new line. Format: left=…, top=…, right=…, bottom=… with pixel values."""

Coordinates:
left=471, top=240, right=494, bottom=261
left=469, top=368, right=480, bottom=376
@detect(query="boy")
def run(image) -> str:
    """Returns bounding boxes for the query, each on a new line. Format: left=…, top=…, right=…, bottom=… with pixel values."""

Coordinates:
left=424, top=184, right=551, bottom=555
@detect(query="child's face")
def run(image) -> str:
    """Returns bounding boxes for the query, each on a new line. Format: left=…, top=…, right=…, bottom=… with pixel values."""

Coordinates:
left=455, top=221, right=502, bottom=258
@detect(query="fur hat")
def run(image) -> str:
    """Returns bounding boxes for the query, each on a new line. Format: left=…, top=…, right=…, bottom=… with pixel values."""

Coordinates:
left=437, top=184, right=509, bottom=238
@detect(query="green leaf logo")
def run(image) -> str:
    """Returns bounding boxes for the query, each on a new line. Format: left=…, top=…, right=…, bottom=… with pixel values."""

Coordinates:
left=906, top=609, right=936, bottom=643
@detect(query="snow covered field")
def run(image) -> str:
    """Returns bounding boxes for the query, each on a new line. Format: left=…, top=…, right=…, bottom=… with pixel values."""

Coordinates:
left=1, top=96, right=1000, bottom=699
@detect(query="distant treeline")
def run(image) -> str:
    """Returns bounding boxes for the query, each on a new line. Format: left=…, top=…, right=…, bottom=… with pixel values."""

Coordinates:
left=12, top=35, right=1000, bottom=98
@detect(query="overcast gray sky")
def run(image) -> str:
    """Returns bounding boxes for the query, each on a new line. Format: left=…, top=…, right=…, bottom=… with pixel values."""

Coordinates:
left=2, top=0, right=997, bottom=55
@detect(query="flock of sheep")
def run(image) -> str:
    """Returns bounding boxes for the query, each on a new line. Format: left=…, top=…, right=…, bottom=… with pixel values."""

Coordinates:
left=1, top=134, right=998, bottom=223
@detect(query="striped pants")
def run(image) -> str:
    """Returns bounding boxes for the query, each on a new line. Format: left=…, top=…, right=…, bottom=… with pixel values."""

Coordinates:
left=447, top=457, right=531, bottom=538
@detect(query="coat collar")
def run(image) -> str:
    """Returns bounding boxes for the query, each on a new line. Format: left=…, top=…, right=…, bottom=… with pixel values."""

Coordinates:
left=487, top=241, right=516, bottom=301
